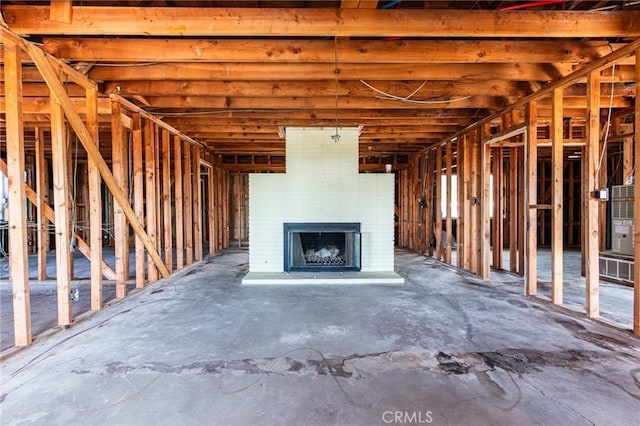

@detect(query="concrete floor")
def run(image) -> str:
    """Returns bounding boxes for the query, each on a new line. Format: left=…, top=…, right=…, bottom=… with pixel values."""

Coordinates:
left=1, top=249, right=639, bottom=425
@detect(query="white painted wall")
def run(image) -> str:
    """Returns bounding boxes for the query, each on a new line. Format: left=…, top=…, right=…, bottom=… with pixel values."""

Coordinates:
left=248, top=127, right=395, bottom=272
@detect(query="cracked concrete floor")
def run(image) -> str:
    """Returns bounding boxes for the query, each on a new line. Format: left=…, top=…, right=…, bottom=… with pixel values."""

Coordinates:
left=1, top=249, right=639, bottom=426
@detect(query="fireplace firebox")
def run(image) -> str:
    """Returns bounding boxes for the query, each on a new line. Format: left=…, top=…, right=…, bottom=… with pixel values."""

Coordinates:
left=284, top=223, right=361, bottom=272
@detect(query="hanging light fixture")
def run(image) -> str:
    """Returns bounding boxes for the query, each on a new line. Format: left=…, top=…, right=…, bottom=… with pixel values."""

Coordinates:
left=331, top=36, right=340, bottom=143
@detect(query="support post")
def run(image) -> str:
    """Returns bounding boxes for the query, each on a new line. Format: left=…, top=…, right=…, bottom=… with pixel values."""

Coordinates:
left=51, top=68, right=72, bottom=326
left=174, top=135, right=184, bottom=269
left=445, top=140, right=453, bottom=264
left=633, top=49, right=640, bottom=337
left=424, top=152, right=433, bottom=256
left=133, top=114, right=145, bottom=288
left=193, top=147, right=203, bottom=261
left=525, top=101, right=539, bottom=295
left=463, top=134, right=472, bottom=271
left=585, top=71, right=601, bottom=317
left=86, top=86, right=103, bottom=309
left=35, top=127, right=48, bottom=281
left=5, top=41, right=32, bottom=345
left=145, top=121, right=159, bottom=281
left=184, top=142, right=193, bottom=265
left=518, top=146, right=525, bottom=275
left=552, top=88, right=564, bottom=305
left=509, top=147, right=518, bottom=272
left=481, top=125, right=491, bottom=279
left=208, top=165, right=216, bottom=255
left=162, top=129, right=173, bottom=271
left=435, top=146, right=443, bottom=260
left=492, top=147, right=504, bottom=270
left=111, top=100, right=129, bottom=297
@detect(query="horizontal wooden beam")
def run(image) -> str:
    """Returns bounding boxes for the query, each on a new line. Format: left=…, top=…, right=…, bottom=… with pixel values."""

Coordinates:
left=167, top=117, right=475, bottom=127
left=4, top=7, right=639, bottom=37
left=176, top=124, right=460, bottom=134
left=89, top=62, right=571, bottom=82
left=42, top=37, right=614, bottom=64
left=0, top=96, right=111, bottom=114
left=144, top=95, right=507, bottom=110
left=0, top=82, right=86, bottom=97
left=161, top=108, right=484, bottom=121
left=103, top=79, right=529, bottom=98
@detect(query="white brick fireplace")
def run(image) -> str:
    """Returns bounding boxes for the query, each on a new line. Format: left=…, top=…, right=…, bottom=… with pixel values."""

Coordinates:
left=242, top=127, right=403, bottom=284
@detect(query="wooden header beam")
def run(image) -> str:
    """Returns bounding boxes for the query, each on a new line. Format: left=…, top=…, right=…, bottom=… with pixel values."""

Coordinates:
left=89, top=62, right=570, bottom=82
left=4, top=7, right=639, bottom=38
left=42, top=38, right=612, bottom=64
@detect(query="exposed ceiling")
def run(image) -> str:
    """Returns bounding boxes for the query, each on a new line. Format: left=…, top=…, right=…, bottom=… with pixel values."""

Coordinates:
left=0, top=0, right=638, bottom=172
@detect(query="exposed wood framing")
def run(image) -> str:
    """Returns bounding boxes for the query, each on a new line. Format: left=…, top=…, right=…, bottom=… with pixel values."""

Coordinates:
left=525, top=102, right=538, bottom=295
left=6, top=7, right=640, bottom=38
left=145, top=120, right=159, bottom=282
left=434, top=146, right=443, bottom=260
left=445, top=140, right=453, bottom=264
left=457, top=137, right=465, bottom=269
left=424, top=152, right=433, bottom=255
left=111, top=100, right=129, bottom=296
left=21, top=40, right=170, bottom=279
left=585, top=71, right=601, bottom=318
left=634, top=49, right=640, bottom=337
left=193, top=147, right=203, bottom=261
left=492, top=146, right=503, bottom=270
left=462, top=134, right=472, bottom=271
left=623, top=137, right=634, bottom=180
left=518, top=145, right=525, bottom=276
left=470, top=130, right=481, bottom=275
left=433, top=39, right=640, bottom=151
left=42, top=38, right=616, bottom=64
left=133, top=113, right=145, bottom=289
left=49, top=0, right=73, bottom=24
left=552, top=88, right=564, bottom=305
left=0, top=159, right=116, bottom=281
left=154, top=125, right=162, bottom=275
left=50, top=68, right=72, bottom=326
left=4, top=40, right=32, bottom=346
left=34, top=127, right=48, bottom=281
left=509, top=147, right=518, bottom=273
left=162, top=129, right=173, bottom=272
left=86, top=86, right=103, bottom=310
left=481, top=125, right=491, bottom=280
left=184, top=141, right=193, bottom=265
left=203, top=162, right=216, bottom=256
left=174, top=136, right=184, bottom=269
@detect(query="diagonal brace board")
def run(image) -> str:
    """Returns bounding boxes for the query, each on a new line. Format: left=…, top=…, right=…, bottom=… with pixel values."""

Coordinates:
left=0, top=158, right=116, bottom=280
left=0, top=29, right=170, bottom=278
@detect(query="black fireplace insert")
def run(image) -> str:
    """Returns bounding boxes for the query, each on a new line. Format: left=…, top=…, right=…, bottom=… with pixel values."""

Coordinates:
left=284, top=223, right=361, bottom=272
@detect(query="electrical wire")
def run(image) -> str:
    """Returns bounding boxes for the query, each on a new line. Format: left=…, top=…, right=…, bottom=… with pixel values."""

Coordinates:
left=333, top=37, right=340, bottom=140
left=595, top=64, right=616, bottom=182
left=360, top=80, right=471, bottom=105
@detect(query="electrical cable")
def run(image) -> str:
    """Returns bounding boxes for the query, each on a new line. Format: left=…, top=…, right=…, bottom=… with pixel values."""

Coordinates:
left=595, top=64, right=616, bottom=183
left=360, top=80, right=471, bottom=105
left=333, top=36, right=340, bottom=141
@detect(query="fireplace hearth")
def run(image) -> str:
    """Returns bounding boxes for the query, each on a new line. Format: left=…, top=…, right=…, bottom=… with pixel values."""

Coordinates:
left=284, top=223, right=361, bottom=272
